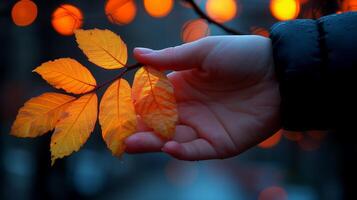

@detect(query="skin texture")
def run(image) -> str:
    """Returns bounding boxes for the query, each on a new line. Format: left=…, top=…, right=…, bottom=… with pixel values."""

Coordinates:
left=125, top=36, right=281, bottom=161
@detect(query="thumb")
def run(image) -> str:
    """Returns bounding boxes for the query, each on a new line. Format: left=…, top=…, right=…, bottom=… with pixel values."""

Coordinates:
left=133, top=38, right=214, bottom=71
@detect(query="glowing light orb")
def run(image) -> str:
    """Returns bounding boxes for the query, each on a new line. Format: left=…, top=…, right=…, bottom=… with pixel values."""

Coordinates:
left=105, top=0, right=137, bottom=25
left=11, top=0, right=38, bottom=26
left=270, top=0, right=300, bottom=21
left=52, top=4, right=83, bottom=36
left=341, top=0, right=357, bottom=11
left=181, top=19, right=210, bottom=43
left=144, top=0, right=174, bottom=18
left=206, top=0, right=237, bottom=23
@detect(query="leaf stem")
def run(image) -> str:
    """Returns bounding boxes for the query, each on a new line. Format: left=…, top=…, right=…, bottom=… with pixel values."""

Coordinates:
left=82, top=62, right=142, bottom=95
left=182, top=0, right=247, bottom=35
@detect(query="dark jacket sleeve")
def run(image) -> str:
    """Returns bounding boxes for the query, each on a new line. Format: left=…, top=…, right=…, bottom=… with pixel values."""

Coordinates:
left=270, top=12, right=357, bottom=131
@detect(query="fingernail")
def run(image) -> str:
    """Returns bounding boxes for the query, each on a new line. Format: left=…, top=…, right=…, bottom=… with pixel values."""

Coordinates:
left=135, top=47, right=154, bottom=55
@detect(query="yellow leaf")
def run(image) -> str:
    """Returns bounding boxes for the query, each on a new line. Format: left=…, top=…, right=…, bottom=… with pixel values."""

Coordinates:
left=75, top=29, right=128, bottom=69
left=51, top=93, right=98, bottom=165
left=132, top=67, right=178, bottom=139
left=11, top=92, right=75, bottom=138
left=99, top=79, right=137, bottom=156
left=33, top=58, right=96, bottom=94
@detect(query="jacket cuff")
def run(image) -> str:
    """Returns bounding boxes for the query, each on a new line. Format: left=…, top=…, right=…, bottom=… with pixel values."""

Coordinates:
left=270, top=19, right=329, bottom=131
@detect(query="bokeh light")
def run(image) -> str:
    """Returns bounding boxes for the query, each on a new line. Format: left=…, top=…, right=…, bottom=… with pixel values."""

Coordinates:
left=51, top=4, right=83, bottom=36
left=270, top=0, right=300, bottom=21
left=206, top=0, right=237, bottom=23
left=144, top=0, right=174, bottom=18
left=105, top=0, right=137, bottom=25
left=181, top=19, right=210, bottom=43
left=258, top=130, right=283, bottom=149
left=258, top=186, right=288, bottom=200
left=11, top=0, right=38, bottom=27
left=341, top=0, right=357, bottom=11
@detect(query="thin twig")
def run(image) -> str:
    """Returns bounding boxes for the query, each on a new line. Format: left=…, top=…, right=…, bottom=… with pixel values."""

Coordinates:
left=81, top=62, right=142, bottom=95
left=183, top=0, right=247, bottom=35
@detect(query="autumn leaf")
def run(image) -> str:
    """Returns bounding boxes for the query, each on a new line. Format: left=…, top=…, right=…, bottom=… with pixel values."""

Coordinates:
left=33, top=58, right=96, bottom=94
left=51, top=93, right=98, bottom=165
left=132, top=67, right=178, bottom=139
left=11, top=92, right=75, bottom=138
left=10, top=27, right=181, bottom=164
left=99, top=79, right=137, bottom=156
left=75, top=29, right=128, bottom=69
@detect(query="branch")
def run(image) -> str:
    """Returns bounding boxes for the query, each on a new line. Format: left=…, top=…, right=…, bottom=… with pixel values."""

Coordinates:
left=81, top=62, right=142, bottom=95
left=183, top=0, right=247, bottom=35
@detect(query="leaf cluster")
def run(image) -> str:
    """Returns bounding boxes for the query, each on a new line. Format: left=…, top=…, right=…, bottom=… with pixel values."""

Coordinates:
left=11, top=29, right=178, bottom=165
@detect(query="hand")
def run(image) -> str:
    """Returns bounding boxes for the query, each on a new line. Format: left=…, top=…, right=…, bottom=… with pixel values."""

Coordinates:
left=125, top=36, right=281, bottom=160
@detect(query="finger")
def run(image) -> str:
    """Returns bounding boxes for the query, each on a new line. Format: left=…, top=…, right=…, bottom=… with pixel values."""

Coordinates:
left=162, top=139, right=218, bottom=161
left=125, top=125, right=198, bottom=153
left=133, top=37, right=214, bottom=71
left=125, top=132, right=164, bottom=153
left=172, top=125, right=198, bottom=143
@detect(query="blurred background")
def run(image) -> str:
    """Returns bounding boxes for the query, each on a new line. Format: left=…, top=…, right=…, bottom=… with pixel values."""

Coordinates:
left=1, top=0, right=356, bottom=199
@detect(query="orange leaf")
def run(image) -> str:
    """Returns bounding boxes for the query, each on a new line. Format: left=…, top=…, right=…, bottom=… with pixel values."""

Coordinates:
left=11, top=92, right=75, bottom=138
left=51, top=93, right=98, bottom=165
left=33, top=58, right=96, bottom=94
left=132, top=67, right=178, bottom=139
left=75, top=29, right=128, bottom=69
left=99, top=79, right=137, bottom=156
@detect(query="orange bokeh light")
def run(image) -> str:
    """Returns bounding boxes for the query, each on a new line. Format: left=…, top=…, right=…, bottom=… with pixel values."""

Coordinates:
left=341, top=0, right=357, bottom=11
left=270, top=0, right=300, bottom=21
left=144, top=0, right=174, bottom=18
left=105, top=0, right=137, bottom=25
left=206, top=0, right=237, bottom=23
left=258, top=130, right=282, bottom=149
left=11, top=0, right=38, bottom=27
left=181, top=19, right=210, bottom=43
left=51, top=4, right=83, bottom=36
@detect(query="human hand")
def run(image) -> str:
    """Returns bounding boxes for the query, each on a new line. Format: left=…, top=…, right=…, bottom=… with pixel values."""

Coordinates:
left=125, top=36, right=281, bottom=160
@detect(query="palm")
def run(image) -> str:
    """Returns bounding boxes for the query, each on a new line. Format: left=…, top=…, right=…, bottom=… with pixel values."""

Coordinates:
left=168, top=62, right=280, bottom=158
left=127, top=35, right=281, bottom=160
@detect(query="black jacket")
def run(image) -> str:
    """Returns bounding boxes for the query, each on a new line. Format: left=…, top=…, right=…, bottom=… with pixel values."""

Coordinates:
left=270, top=12, right=357, bottom=131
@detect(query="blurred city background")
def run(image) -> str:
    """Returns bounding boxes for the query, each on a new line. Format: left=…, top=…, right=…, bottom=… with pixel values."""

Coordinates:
left=1, top=0, right=356, bottom=199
